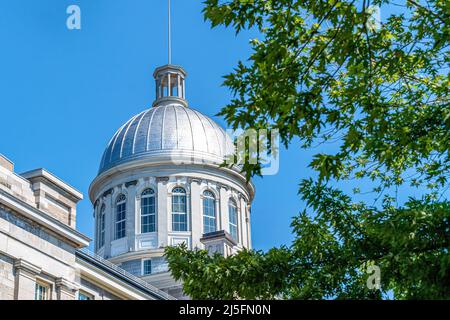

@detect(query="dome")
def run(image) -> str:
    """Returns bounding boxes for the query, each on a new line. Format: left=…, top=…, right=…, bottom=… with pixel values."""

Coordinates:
left=98, top=104, right=234, bottom=175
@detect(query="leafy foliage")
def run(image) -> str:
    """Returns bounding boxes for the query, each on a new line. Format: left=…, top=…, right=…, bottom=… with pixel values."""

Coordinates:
left=206, top=0, right=449, bottom=190
left=166, top=187, right=450, bottom=299
left=165, top=245, right=292, bottom=299
left=165, top=0, right=450, bottom=299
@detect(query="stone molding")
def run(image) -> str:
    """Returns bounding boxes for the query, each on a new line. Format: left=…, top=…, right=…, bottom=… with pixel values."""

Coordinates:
left=200, top=230, right=237, bottom=247
left=125, top=180, right=138, bottom=188
left=14, top=259, right=42, bottom=278
left=189, top=178, right=202, bottom=185
left=156, top=177, right=170, bottom=184
left=102, top=188, right=113, bottom=198
left=56, top=277, right=79, bottom=293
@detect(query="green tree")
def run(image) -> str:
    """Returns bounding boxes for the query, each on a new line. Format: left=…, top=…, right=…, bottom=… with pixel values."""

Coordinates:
left=165, top=0, right=450, bottom=299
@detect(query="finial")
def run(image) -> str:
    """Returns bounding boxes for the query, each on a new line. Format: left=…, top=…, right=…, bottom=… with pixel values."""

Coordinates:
left=168, top=0, right=171, bottom=65
left=152, top=1, right=188, bottom=108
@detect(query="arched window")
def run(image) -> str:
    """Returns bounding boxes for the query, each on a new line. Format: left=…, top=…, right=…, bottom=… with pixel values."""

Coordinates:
left=228, top=200, right=238, bottom=241
left=172, top=187, right=187, bottom=232
left=98, top=204, right=106, bottom=248
left=115, top=194, right=127, bottom=239
left=141, top=189, right=156, bottom=233
left=203, top=190, right=216, bottom=234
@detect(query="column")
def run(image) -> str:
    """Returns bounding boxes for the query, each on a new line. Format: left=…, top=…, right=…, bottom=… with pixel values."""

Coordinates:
left=14, top=259, right=42, bottom=300
left=157, top=177, right=169, bottom=247
left=93, top=204, right=98, bottom=252
left=182, top=78, right=185, bottom=98
left=190, top=179, right=202, bottom=248
left=239, top=196, right=248, bottom=248
left=103, top=190, right=113, bottom=258
left=156, top=78, right=160, bottom=99
left=126, top=181, right=138, bottom=251
left=247, top=205, right=253, bottom=249
left=160, top=76, right=164, bottom=98
left=219, top=185, right=229, bottom=233
left=215, top=195, right=222, bottom=230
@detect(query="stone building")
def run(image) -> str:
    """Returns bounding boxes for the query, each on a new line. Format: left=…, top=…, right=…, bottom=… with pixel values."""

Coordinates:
left=89, top=64, right=255, bottom=298
left=0, top=63, right=254, bottom=300
left=0, top=154, right=172, bottom=300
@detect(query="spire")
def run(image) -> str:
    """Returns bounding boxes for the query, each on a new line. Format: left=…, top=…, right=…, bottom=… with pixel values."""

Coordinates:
left=152, top=0, right=188, bottom=108
left=168, top=0, right=172, bottom=65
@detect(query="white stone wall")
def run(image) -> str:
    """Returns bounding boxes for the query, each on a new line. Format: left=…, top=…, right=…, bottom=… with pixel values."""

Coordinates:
left=0, top=166, right=36, bottom=208
left=0, top=204, right=165, bottom=300
left=0, top=156, right=169, bottom=300
left=0, top=254, right=15, bottom=300
left=92, top=166, right=253, bottom=260
left=90, top=163, right=253, bottom=299
left=0, top=205, right=78, bottom=300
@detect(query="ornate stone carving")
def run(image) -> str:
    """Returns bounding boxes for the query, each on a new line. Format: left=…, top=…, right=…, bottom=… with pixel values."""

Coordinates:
left=102, top=188, right=113, bottom=198
left=156, top=177, right=169, bottom=184
left=189, top=178, right=202, bottom=185
left=125, top=180, right=138, bottom=188
left=218, top=183, right=229, bottom=191
left=56, top=277, right=79, bottom=292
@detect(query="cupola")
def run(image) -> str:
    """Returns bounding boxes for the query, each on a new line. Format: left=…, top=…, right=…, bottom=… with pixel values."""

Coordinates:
left=153, top=64, right=187, bottom=108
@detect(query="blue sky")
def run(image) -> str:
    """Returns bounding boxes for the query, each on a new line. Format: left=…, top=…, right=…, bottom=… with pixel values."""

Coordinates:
left=0, top=0, right=308, bottom=251
left=0, top=1, right=435, bottom=253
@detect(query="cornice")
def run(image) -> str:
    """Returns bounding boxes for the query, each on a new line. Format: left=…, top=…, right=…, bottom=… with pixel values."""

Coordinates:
left=89, top=160, right=255, bottom=203
left=0, top=189, right=90, bottom=248
left=14, top=259, right=42, bottom=275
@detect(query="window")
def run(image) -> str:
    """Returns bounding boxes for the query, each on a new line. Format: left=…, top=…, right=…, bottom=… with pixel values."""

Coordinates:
left=228, top=200, right=239, bottom=241
left=203, top=190, right=216, bottom=234
left=172, top=187, right=187, bottom=232
left=141, top=189, right=156, bottom=233
left=35, top=282, right=50, bottom=300
left=98, top=204, right=106, bottom=248
left=115, top=194, right=127, bottom=240
left=78, top=291, right=94, bottom=300
left=143, top=260, right=152, bottom=275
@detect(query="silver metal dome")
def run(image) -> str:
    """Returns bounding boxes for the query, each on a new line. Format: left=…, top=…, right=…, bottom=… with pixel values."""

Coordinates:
left=98, top=104, right=234, bottom=174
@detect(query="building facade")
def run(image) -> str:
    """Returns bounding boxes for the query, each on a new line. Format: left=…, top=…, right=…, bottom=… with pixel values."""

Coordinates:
left=89, top=64, right=255, bottom=298
left=0, top=154, right=172, bottom=300
left=0, top=64, right=254, bottom=300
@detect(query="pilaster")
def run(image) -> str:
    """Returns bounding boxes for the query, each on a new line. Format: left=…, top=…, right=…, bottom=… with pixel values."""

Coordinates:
left=157, top=177, right=169, bottom=247
left=219, top=185, right=229, bottom=234
left=55, top=278, right=79, bottom=300
left=239, top=196, right=248, bottom=247
left=190, top=178, right=202, bottom=248
left=126, top=181, right=138, bottom=251
left=103, top=190, right=113, bottom=258
left=13, top=259, right=42, bottom=300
